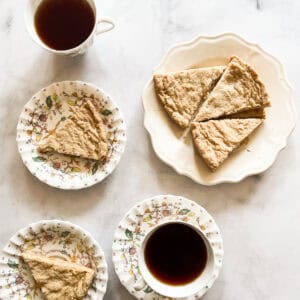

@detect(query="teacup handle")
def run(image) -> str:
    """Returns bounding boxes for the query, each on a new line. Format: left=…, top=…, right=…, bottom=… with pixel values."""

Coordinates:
left=96, top=17, right=115, bottom=35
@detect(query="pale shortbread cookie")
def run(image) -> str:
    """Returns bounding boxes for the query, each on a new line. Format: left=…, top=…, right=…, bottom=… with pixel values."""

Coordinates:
left=223, top=107, right=265, bottom=119
left=38, top=99, right=108, bottom=161
left=22, top=252, right=95, bottom=300
left=194, top=56, right=269, bottom=122
left=153, top=66, right=225, bottom=128
left=191, top=118, right=262, bottom=171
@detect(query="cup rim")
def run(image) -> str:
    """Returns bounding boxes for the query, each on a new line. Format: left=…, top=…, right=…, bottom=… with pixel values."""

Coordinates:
left=138, top=220, right=215, bottom=298
left=24, top=0, right=98, bottom=54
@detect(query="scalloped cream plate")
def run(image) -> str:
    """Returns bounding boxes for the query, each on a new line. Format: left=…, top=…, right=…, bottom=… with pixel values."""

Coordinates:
left=112, top=195, right=223, bottom=299
left=0, top=220, right=108, bottom=300
left=143, top=33, right=296, bottom=185
left=16, top=81, right=126, bottom=189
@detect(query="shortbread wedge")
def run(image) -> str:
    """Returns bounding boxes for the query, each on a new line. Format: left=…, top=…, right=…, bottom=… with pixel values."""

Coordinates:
left=194, top=56, right=269, bottom=122
left=21, top=252, right=95, bottom=300
left=191, top=118, right=263, bottom=171
left=153, top=66, right=225, bottom=128
left=38, top=99, right=108, bottom=161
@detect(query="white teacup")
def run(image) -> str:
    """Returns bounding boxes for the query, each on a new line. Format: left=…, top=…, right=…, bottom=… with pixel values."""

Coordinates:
left=139, top=220, right=215, bottom=298
left=25, top=0, right=115, bottom=56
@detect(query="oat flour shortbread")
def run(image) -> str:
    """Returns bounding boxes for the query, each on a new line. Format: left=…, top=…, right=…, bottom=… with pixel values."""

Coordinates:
left=38, top=99, right=108, bottom=161
left=194, top=56, right=269, bottom=122
left=153, top=66, right=225, bottom=128
left=191, top=118, right=263, bottom=171
left=22, top=252, right=95, bottom=300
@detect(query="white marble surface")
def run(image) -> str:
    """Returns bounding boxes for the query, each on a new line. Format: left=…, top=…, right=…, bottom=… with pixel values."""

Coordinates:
left=0, top=0, right=299, bottom=299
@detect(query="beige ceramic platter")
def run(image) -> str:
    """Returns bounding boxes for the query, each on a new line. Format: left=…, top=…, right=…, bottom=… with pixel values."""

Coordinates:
left=143, top=33, right=296, bottom=185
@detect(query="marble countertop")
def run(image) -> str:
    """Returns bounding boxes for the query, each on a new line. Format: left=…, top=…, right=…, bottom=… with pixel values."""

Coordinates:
left=0, top=0, right=299, bottom=299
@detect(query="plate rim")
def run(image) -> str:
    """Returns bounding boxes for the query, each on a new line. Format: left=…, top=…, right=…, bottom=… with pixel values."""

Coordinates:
left=142, top=32, right=297, bottom=185
left=16, top=80, right=127, bottom=190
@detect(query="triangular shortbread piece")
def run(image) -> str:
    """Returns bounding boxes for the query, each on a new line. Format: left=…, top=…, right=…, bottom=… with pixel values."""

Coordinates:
left=38, top=99, right=108, bottom=161
left=153, top=66, right=225, bottom=128
left=191, top=119, right=262, bottom=171
left=22, top=252, right=95, bottom=300
left=194, top=56, right=269, bottom=122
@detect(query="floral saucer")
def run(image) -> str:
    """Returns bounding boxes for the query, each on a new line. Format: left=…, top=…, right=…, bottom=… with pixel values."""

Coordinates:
left=112, top=195, right=224, bottom=299
left=16, top=81, right=126, bottom=189
left=0, top=220, right=108, bottom=300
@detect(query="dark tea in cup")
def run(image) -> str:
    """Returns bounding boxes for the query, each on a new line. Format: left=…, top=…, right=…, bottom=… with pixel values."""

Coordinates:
left=34, top=0, right=95, bottom=50
left=144, top=222, right=208, bottom=285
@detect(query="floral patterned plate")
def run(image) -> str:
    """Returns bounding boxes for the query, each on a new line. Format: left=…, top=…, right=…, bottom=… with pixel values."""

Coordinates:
left=16, top=81, right=126, bottom=189
left=0, top=220, right=108, bottom=300
left=112, top=195, right=224, bottom=299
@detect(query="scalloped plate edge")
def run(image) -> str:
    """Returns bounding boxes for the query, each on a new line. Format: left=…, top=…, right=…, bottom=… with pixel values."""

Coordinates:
left=142, top=33, right=297, bottom=185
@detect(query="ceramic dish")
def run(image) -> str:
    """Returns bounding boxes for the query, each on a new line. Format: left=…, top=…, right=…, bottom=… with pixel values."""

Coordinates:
left=112, top=195, right=223, bottom=299
left=142, top=33, right=296, bottom=185
left=0, top=220, right=108, bottom=300
left=16, top=81, right=126, bottom=189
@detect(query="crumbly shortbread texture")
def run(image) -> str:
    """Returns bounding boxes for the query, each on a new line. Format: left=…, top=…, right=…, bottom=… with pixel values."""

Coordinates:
left=191, top=118, right=262, bottom=171
left=223, top=107, right=265, bottom=119
left=153, top=66, right=225, bottom=128
left=22, top=252, right=95, bottom=300
left=38, top=99, right=108, bottom=161
left=194, top=56, right=269, bottom=122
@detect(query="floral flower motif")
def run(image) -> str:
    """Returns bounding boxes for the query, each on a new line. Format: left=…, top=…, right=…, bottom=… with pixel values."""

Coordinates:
left=162, top=209, right=170, bottom=216
left=129, top=247, right=136, bottom=255
left=15, top=276, right=24, bottom=284
left=38, top=114, right=47, bottom=122
left=52, top=162, right=61, bottom=170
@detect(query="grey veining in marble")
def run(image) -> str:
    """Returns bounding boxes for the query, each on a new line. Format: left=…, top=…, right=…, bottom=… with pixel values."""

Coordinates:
left=0, top=0, right=299, bottom=299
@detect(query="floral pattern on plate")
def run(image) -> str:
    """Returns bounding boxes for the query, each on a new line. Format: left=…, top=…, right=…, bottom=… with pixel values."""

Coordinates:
left=0, top=220, right=108, bottom=300
left=112, top=195, right=224, bottom=299
left=16, top=81, right=126, bottom=189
